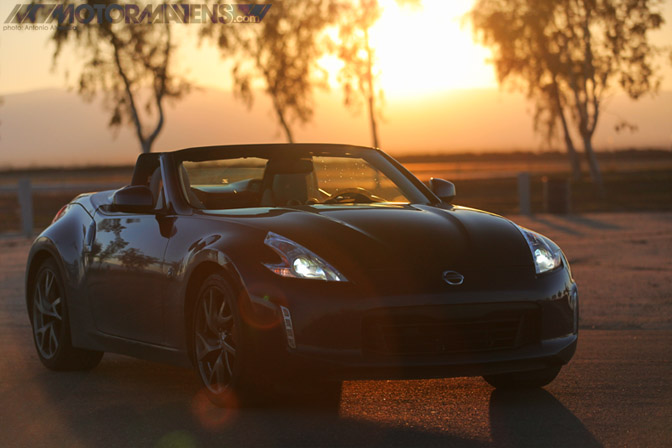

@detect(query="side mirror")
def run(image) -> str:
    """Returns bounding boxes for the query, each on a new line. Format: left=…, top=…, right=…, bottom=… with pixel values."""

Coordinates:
left=430, top=178, right=456, bottom=203
left=112, top=185, right=154, bottom=213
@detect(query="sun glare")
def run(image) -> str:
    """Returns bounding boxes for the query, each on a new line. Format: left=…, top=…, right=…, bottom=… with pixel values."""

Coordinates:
left=320, top=0, right=497, bottom=98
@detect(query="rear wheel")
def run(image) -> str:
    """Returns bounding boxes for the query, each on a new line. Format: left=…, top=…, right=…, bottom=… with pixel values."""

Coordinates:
left=483, top=366, right=561, bottom=389
left=30, top=259, right=103, bottom=371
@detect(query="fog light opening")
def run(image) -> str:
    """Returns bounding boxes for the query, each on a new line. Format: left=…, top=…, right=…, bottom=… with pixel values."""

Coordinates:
left=280, top=306, right=296, bottom=349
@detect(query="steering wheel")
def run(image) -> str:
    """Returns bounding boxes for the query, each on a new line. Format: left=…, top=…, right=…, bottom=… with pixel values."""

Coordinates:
left=323, top=188, right=383, bottom=204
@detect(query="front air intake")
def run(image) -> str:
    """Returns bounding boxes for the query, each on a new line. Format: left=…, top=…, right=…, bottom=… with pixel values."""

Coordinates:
left=362, top=304, right=540, bottom=356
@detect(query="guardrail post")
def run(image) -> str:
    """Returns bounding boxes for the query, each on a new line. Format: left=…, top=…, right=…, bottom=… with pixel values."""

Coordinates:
left=18, top=178, right=34, bottom=238
left=517, top=172, right=531, bottom=215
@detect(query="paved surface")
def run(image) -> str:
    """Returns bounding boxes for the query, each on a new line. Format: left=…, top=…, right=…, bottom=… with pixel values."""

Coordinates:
left=1, top=213, right=671, bottom=447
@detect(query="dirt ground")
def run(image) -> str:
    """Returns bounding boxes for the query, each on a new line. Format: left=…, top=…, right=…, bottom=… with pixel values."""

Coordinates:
left=510, top=213, right=672, bottom=330
left=1, top=213, right=671, bottom=447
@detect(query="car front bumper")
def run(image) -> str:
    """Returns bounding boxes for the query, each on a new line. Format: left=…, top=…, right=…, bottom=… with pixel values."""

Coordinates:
left=240, top=264, right=579, bottom=382
left=264, top=333, right=577, bottom=382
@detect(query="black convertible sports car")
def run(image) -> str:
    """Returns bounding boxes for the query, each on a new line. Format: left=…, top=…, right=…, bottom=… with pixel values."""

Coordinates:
left=26, top=144, right=578, bottom=406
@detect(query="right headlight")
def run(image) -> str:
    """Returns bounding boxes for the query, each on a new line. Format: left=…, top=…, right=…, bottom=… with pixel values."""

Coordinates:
left=263, top=232, right=348, bottom=282
left=517, top=226, right=563, bottom=274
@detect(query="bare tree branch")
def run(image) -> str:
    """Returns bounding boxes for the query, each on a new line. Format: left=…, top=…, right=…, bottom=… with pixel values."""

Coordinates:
left=201, top=0, right=340, bottom=143
left=43, top=1, right=190, bottom=154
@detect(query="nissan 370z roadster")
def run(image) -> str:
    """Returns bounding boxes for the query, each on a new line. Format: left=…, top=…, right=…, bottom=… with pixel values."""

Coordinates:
left=26, top=144, right=578, bottom=406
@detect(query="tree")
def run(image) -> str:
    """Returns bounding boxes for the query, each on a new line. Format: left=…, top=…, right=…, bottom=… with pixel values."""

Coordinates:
left=201, top=1, right=340, bottom=143
left=470, top=0, right=664, bottom=189
left=337, top=0, right=420, bottom=149
left=337, top=0, right=383, bottom=148
left=47, top=1, right=191, bottom=153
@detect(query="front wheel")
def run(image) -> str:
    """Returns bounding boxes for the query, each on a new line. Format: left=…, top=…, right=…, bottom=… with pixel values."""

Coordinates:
left=483, top=366, right=562, bottom=389
left=192, top=273, right=264, bottom=407
left=30, top=259, right=103, bottom=371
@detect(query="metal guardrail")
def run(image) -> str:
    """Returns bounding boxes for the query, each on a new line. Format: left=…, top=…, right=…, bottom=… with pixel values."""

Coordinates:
left=0, top=178, right=123, bottom=238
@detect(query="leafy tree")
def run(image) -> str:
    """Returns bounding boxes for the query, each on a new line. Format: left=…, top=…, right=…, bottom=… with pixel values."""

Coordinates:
left=337, top=0, right=383, bottom=148
left=470, top=0, right=664, bottom=188
left=336, top=0, right=420, bottom=149
left=46, top=1, right=191, bottom=153
left=202, top=0, right=340, bottom=143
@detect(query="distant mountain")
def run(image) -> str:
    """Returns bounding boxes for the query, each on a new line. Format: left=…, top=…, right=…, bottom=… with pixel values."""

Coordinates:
left=0, top=87, right=670, bottom=168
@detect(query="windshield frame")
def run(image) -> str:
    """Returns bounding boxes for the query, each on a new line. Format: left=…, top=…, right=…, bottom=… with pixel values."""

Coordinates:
left=172, top=144, right=439, bottom=210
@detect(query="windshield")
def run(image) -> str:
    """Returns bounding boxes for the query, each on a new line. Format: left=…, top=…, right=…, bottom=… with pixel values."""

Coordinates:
left=178, top=149, right=431, bottom=209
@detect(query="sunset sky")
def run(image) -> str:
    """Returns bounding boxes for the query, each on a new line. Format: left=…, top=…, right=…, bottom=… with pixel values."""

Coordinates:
left=1, top=0, right=671, bottom=167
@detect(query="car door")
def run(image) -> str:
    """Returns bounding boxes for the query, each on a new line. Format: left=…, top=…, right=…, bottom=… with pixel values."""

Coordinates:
left=86, top=178, right=172, bottom=344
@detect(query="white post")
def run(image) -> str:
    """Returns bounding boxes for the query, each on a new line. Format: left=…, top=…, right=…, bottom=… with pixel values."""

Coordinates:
left=517, top=172, right=531, bottom=215
left=18, top=178, right=33, bottom=238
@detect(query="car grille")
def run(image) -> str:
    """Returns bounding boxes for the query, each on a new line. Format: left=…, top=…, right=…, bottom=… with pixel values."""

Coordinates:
left=362, top=304, right=540, bottom=356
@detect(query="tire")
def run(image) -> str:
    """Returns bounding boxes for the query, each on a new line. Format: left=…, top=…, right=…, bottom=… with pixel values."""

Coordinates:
left=30, top=258, right=104, bottom=371
left=483, top=366, right=562, bottom=389
left=192, top=273, right=263, bottom=407
left=192, top=273, right=342, bottom=409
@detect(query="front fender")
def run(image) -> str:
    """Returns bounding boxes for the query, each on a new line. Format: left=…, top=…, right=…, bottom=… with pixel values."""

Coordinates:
left=161, top=216, right=269, bottom=351
left=25, top=237, right=66, bottom=312
left=25, top=203, right=93, bottom=345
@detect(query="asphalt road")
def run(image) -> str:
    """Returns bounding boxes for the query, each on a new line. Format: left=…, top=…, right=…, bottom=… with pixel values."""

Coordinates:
left=1, top=213, right=671, bottom=447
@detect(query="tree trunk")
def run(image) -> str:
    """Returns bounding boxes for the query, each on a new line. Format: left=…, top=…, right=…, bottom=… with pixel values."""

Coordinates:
left=281, top=117, right=294, bottom=143
left=561, top=128, right=581, bottom=182
left=551, top=84, right=582, bottom=181
left=142, top=92, right=166, bottom=154
left=273, top=96, right=294, bottom=143
left=554, top=107, right=582, bottom=181
left=364, top=28, right=379, bottom=148
left=582, top=133, right=605, bottom=196
left=366, top=90, right=379, bottom=148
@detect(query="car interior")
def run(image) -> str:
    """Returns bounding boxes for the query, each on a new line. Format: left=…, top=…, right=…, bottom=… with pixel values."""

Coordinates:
left=124, top=151, right=407, bottom=212
left=180, top=157, right=324, bottom=210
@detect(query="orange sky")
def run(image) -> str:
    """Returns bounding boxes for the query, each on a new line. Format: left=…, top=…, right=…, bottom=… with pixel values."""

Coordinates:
left=0, top=0, right=671, bottom=167
left=3, top=0, right=671, bottom=95
left=0, top=1, right=500, bottom=94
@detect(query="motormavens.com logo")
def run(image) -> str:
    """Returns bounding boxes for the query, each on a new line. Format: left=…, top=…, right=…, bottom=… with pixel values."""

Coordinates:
left=4, top=3, right=271, bottom=26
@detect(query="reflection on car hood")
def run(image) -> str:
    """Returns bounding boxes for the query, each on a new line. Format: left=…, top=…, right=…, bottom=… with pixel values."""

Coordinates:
left=203, top=204, right=533, bottom=272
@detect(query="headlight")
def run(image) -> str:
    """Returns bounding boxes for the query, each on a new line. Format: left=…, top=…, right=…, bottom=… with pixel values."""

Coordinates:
left=263, top=232, right=347, bottom=282
left=517, top=226, right=563, bottom=274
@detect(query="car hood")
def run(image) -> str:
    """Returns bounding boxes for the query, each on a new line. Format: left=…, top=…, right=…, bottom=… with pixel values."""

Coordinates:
left=203, top=204, right=534, bottom=273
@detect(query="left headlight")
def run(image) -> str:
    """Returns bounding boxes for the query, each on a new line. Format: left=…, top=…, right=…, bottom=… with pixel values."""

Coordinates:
left=263, top=232, right=348, bottom=282
left=517, top=226, right=563, bottom=274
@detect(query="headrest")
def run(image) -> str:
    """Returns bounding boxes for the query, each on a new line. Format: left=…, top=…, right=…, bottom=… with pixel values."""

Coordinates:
left=265, top=158, right=314, bottom=175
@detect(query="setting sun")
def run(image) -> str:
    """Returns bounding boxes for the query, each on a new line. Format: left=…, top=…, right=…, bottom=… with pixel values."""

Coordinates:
left=371, top=0, right=496, bottom=95
left=320, top=0, right=497, bottom=97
